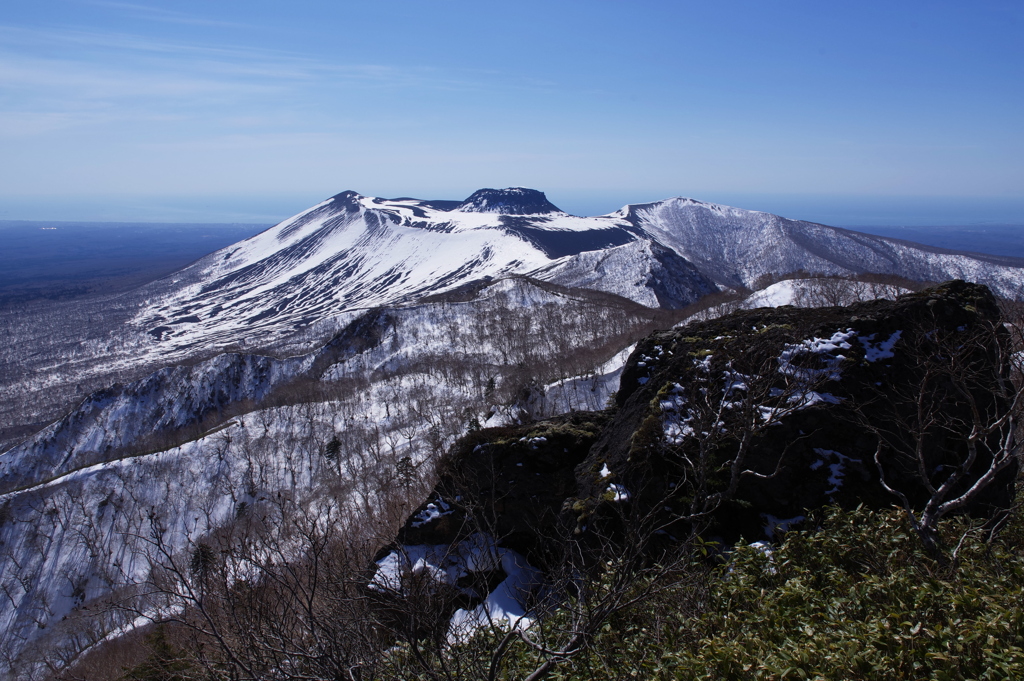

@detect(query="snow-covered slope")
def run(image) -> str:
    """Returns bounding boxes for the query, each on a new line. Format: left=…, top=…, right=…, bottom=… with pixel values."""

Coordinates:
left=133, top=189, right=650, bottom=359
left=0, top=351, right=312, bottom=495
left=0, top=278, right=661, bottom=677
left=129, top=188, right=1024, bottom=365
left=634, top=197, right=1024, bottom=293
left=5, top=187, right=1023, bottom=468
left=739, top=277, right=911, bottom=310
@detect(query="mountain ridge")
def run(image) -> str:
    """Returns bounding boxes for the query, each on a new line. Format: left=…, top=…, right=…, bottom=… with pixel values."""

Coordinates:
left=126, top=188, right=1024, bottom=364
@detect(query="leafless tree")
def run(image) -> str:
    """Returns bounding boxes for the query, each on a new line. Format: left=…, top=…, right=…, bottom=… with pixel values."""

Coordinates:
left=853, top=313, right=1022, bottom=557
left=647, top=330, right=839, bottom=528
left=801, top=275, right=868, bottom=307
left=367, top=461, right=708, bottom=681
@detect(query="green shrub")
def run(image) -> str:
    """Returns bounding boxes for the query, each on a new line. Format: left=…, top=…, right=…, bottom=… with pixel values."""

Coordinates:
left=585, top=506, right=1024, bottom=680
left=374, top=506, right=1024, bottom=680
left=479, top=506, right=1024, bottom=680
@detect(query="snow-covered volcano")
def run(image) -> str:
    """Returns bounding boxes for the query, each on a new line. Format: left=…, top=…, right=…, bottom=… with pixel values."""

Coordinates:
left=134, top=188, right=693, bottom=353
left=133, top=187, right=1024, bottom=358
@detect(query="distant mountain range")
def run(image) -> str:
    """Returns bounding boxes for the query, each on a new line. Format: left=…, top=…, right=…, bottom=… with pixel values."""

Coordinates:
left=133, top=187, right=1024, bottom=358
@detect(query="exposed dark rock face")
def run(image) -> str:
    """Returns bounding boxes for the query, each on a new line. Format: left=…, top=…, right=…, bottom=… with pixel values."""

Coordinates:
left=367, top=412, right=613, bottom=639
left=397, top=411, right=613, bottom=568
left=497, top=220, right=636, bottom=258
left=456, top=187, right=564, bottom=215
left=577, top=279, right=1013, bottom=543
left=399, top=282, right=1015, bottom=565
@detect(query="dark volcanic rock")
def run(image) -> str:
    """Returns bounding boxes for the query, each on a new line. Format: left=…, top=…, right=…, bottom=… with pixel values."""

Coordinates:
left=395, top=281, right=1015, bottom=567
left=457, top=187, right=563, bottom=215
left=397, top=411, right=612, bottom=567
left=574, top=279, right=1013, bottom=543
left=369, top=412, right=612, bottom=635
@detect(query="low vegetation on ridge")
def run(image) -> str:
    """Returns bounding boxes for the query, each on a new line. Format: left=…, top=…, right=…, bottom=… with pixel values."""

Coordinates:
left=436, top=506, right=1024, bottom=681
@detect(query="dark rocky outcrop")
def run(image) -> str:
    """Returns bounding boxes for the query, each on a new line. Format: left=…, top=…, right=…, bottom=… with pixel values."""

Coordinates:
left=397, top=411, right=613, bottom=568
left=575, top=279, right=1013, bottom=544
left=456, top=187, right=563, bottom=215
left=392, top=280, right=1016, bottom=570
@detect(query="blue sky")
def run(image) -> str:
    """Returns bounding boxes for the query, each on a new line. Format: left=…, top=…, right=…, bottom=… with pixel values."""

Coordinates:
left=1, top=1, right=1022, bottom=224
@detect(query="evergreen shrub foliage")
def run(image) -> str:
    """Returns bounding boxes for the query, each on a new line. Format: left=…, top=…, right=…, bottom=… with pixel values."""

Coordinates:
left=667, top=507, right=1024, bottom=681
left=470, top=506, right=1024, bottom=680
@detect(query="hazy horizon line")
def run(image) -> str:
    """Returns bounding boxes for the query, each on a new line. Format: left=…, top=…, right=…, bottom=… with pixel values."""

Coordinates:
left=3, top=192, right=1024, bottom=228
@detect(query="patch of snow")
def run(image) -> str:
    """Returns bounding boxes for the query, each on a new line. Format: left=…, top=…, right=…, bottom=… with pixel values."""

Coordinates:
left=763, top=514, right=805, bottom=539
left=410, top=496, right=454, bottom=528
left=858, top=330, right=902, bottom=362
left=448, top=546, right=541, bottom=641
left=607, top=483, right=630, bottom=502
left=661, top=383, right=695, bottom=443
left=370, top=532, right=541, bottom=643
left=722, top=368, right=749, bottom=395
left=744, top=279, right=804, bottom=307
left=533, top=342, right=636, bottom=418
left=745, top=541, right=778, bottom=574
left=812, top=448, right=860, bottom=497
left=778, top=329, right=854, bottom=381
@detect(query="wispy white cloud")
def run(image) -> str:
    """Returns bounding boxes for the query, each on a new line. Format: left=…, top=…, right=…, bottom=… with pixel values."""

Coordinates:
left=0, top=46, right=288, bottom=136
left=0, top=22, right=534, bottom=137
left=0, top=56, right=282, bottom=98
left=80, top=0, right=253, bottom=29
left=0, top=23, right=538, bottom=92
